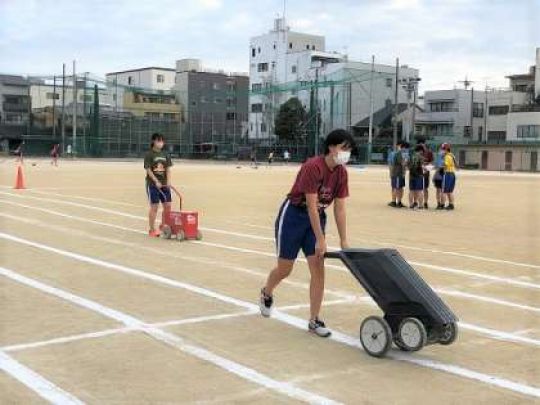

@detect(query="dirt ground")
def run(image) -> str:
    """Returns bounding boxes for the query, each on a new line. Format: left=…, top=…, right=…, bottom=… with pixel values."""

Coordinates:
left=0, top=157, right=539, bottom=404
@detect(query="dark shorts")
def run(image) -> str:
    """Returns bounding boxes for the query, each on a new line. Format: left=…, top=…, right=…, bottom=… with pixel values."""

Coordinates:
left=433, top=169, right=443, bottom=189
left=275, top=200, right=326, bottom=260
left=391, top=176, right=405, bottom=189
left=409, top=176, right=424, bottom=191
left=442, top=173, right=456, bottom=193
left=146, top=184, right=172, bottom=205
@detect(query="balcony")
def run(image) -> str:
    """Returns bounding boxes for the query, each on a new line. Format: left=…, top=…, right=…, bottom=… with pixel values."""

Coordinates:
left=2, top=102, right=29, bottom=113
left=510, top=105, right=540, bottom=113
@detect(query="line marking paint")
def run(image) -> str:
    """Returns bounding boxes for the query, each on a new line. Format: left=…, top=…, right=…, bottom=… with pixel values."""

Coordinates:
left=1, top=235, right=540, bottom=398
left=0, top=266, right=341, bottom=405
left=2, top=189, right=538, bottom=270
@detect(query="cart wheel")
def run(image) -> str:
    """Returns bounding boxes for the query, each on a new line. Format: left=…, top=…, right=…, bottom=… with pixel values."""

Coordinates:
left=398, top=318, right=427, bottom=352
left=439, top=322, right=458, bottom=345
left=359, top=316, right=392, bottom=358
left=160, top=225, right=172, bottom=240
left=176, top=230, right=186, bottom=242
left=393, top=336, right=412, bottom=352
left=196, top=230, right=203, bottom=240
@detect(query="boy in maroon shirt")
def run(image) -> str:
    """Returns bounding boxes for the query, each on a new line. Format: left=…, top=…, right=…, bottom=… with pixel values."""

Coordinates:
left=259, top=129, right=355, bottom=338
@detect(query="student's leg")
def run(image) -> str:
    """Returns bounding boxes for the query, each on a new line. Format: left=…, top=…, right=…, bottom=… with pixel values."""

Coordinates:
left=306, top=254, right=325, bottom=320
left=149, top=204, right=159, bottom=231
left=264, top=259, right=295, bottom=295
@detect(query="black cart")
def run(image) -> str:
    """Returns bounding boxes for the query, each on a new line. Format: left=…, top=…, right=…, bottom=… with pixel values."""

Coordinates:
left=325, top=249, right=458, bottom=358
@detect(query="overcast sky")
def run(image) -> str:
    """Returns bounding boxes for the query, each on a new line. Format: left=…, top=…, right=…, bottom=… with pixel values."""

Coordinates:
left=1, top=0, right=538, bottom=92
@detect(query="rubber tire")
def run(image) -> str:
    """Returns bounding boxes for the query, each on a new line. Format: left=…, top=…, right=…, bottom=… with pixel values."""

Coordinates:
left=177, top=230, right=186, bottom=241
left=398, top=317, right=427, bottom=352
left=160, top=225, right=172, bottom=240
left=439, top=322, right=458, bottom=346
left=359, top=316, right=393, bottom=358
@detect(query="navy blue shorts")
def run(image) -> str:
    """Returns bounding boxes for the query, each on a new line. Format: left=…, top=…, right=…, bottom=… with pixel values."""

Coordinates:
left=275, top=200, right=327, bottom=260
left=146, top=184, right=172, bottom=205
left=442, top=173, right=456, bottom=193
left=409, top=176, right=424, bottom=191
left=391, top=176, right=405, bottom=189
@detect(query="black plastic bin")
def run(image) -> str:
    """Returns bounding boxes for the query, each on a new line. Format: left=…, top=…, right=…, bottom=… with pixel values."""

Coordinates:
left=325, top=248, right=458, bottom=357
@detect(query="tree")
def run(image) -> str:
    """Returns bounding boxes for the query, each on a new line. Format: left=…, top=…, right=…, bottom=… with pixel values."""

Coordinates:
left=274, top=97, right=308, bottom=142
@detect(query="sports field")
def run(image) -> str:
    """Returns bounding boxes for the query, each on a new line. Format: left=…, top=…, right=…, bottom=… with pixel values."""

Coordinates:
left=1, top=158, right=539, bottom=404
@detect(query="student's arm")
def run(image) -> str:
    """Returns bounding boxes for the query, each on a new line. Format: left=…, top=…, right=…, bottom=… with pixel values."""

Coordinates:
left=306, top=193, right=326, bottom=258
left=146, top=169, right=162, bottom=188
left=334, top=198, right=349, bottom=249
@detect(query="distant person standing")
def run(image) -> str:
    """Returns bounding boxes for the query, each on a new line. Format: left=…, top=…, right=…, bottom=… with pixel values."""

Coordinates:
left=250, top=149, right=258, bottom=168
left=433, top=144, right=446, bottom=209
left=13, top=142, right=24, bottom=164
left=388, top=141, right=407, bottom=208
left=408, top=145, right=426, bottom=210
left=417, top=139, right=434, bottom=208
left=50, top=144, right=60, bottom=166
left=283, top=149, right=290, bottom=165
left=441, top=143, right=458, bottom=210
left=268, top=150, right=274, bottom=167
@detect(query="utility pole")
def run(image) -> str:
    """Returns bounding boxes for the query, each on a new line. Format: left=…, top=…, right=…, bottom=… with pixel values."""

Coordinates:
left=52, top=75, right=57, bottom=137
left=61, top=63, right=66, bottom=153
left=368, top=55, right=375, bottom=164
left=72, top=60, right=77, bottom=155
left=392, top=58, right=399, bottom=148
left=470, top=87, right=474, bottom=140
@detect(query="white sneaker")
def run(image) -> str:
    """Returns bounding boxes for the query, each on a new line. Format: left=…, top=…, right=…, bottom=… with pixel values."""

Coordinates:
left=309, top=318, right=332, bottom=338
left=259, top=288, right=273, bottom=317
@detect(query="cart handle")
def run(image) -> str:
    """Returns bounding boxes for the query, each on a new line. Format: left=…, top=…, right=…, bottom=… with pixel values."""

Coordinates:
left=324, top=251, right=343, bottom=259
left=158, top=185, right=183, bottom=211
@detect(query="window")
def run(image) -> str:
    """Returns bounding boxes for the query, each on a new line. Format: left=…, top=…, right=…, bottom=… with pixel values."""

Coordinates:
left=261, top=122, right=267, bottom=132
left=128, top=76, right=133, bottom=85
left=478, top=126, right=483, bottom=139
left=312, top=45, right=315, bottom=50
left=273, top=43, right=276, bottom=49
left=289, top=42, right=293, bottom=49
left=306, top=45, right=310, bottom=50
left=257, top=47, right=261, bottom=54
left=257, top=63, right=268, bottom=72
left=157, top=74, right=164, bottom=83
left=213, top=83, right=220, bottom=90
left=464, top=126, right=472, bottom=137
left=429, top=101, right=455, bottom=112
left=251, top=103, right=263, bottom=113
left=487, top=131, right=506, bottom=141
left=214, top=97, right=222, bottom=103
left=79, top=94, right=92, bottom=102
left=489, top=105, right=509, bottom=115
left=291, top=65, right=297, bottom=74
left=252, top=83, right=262, bottom=91
left=386, top=78, right=393, bottom=88
left=226, top=97, right=236, bottom=107
left=226, top=112, right=237, bottom=120
left=473, top=102, right=484, bottom=118
left=252, top=48, right=256, bottom=57
left=517, top=125, right=540, bottom=138
left=46, top=92, right=60, bottom=100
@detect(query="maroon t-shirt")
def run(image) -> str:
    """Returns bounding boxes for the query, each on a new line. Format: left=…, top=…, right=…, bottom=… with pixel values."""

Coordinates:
left=288, top=156, right=349, bottom=210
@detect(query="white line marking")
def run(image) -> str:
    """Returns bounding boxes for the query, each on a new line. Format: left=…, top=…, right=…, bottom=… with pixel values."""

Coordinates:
left=2, top=235, right=540, bottom=398
left=0, top=201, right=354, bottom=301
left=0, top=205, right=540, bottom=345
left=436, top=289, right=540, bottom=314
left=0, top=267, right=341, bottom=405
left=0, top=351, right=84, bottom=404
left=3, top=189, right=539, bottom=270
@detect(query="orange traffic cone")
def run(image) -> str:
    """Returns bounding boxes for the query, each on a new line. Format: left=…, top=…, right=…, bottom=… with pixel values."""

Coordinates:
left=14, top=165, right=25, bottom=189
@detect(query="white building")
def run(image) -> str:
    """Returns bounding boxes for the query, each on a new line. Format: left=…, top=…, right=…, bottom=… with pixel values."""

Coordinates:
left=416, top=47, right=540, bottom=144
left=248, top=18, right=419, bottom=140
left=105, top=67, right=176, bottom=111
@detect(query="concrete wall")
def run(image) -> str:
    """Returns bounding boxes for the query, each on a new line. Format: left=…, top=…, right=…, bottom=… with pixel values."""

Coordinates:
left=454, top=144, right=540, bottom=172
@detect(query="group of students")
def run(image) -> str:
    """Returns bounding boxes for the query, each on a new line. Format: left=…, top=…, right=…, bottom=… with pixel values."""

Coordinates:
left=144, top=130, right=354, bottom=337
left=388, top=140, right=457, bottom=210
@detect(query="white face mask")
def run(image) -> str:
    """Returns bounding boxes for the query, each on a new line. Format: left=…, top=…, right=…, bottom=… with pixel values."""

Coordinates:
left=334, top=150, right=351, bottom=165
